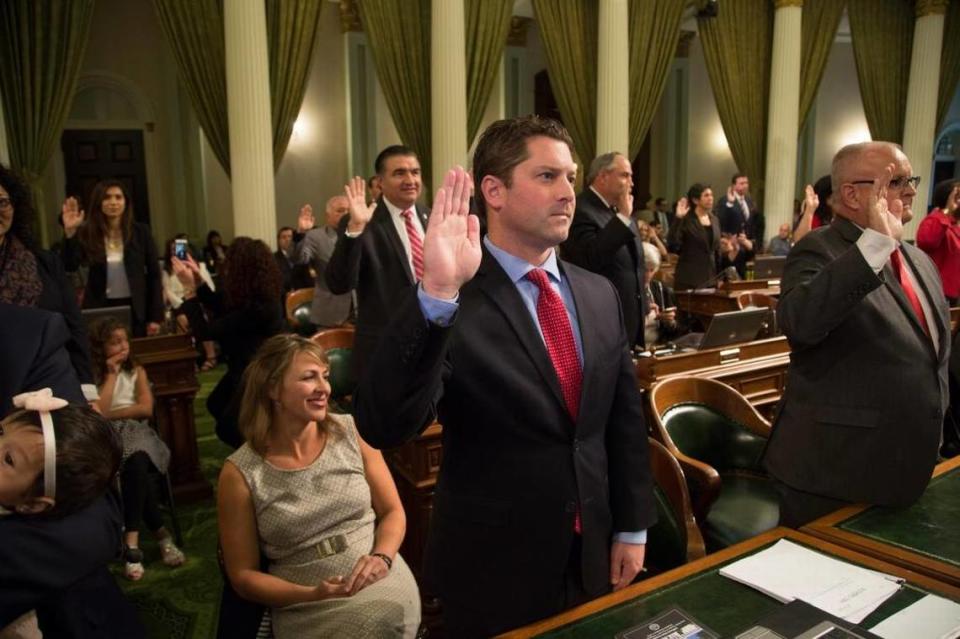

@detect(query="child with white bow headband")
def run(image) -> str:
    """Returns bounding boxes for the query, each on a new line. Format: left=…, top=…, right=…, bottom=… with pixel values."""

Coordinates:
left=0, top=388, right=121, bottom=517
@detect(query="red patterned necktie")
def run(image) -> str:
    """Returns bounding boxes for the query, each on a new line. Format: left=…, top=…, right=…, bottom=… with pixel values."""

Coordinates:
left=402, top=209, right=424, bottom=281
left=890, top=249, right=930, bottom=336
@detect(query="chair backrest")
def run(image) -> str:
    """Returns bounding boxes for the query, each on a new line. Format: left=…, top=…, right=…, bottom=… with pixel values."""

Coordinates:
left=310, top=327, right=355, bottom=404
left=285, top=288, right=314, bottom=328
left=736, top=292, right=777, bottom=310
left=649, top=377, right=770, bottom=473
left=645, top=438, right=705, bottom=572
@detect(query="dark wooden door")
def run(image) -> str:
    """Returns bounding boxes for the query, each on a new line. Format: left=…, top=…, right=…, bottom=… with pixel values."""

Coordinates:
left=61, top=129, right=151, bottom=226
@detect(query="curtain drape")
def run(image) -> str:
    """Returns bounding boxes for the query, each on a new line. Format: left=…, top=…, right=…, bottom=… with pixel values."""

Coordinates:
left=0, top=0, right=96, bottom=244
left=266, top=0, right=323, bottom=171
left=799, top=0, right=846, bottom=132
left=698, top=0, right=773, bottom=206
left=357, top=0, right=432, bottom=189
left=465, top=0, right=513, bottom=147
left=848, top=0, right=914, bottom=144
left=628, top=0, right=684, bottom=159
left=937, top=0, right=960, bottom=131
left=531, top=0, right=598, bottom=166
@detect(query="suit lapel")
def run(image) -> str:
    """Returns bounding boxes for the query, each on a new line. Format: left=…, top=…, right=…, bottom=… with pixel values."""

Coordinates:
left=475, top=251, right=568, bottom=418
left=374, top=201, right=414, bottom=283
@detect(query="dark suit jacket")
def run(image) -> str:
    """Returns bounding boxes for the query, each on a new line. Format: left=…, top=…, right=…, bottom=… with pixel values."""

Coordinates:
left=355, top=250, right=657, bottom=635
left=561, top=188, right=648, bottom=349
left=667, top=211, right=721, bottom=290
left=0, top=304, right=142, bottom=637
left=61, top=221, right=163, bottom=335
left=325, top=198, right=429, bottom=382
left=35, top=249, right=94, bottom=387
left=717, top=194, right=765, bottom=241
left=763, top=218, right=950, bottom=506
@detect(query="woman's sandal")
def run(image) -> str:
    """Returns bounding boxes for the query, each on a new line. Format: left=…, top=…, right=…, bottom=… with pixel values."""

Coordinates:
left=159, top=537, right=186, bottom=567
left=199, top=357, right=217, bottom=372
left=124, top=547, right=145, bottom=581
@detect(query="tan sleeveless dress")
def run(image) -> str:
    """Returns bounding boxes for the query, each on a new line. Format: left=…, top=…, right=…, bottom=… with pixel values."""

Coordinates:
left=227, top=414, right=420, bottom=638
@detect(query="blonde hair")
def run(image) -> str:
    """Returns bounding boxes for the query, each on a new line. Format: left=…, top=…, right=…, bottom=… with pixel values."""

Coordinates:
left=238, top=334, right=337, bottom=456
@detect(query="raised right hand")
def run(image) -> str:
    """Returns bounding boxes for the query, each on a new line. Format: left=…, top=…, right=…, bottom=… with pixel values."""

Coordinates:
left=297, top=204, right=315, bottom=233
left=675, top=197, right=690, bottom=219
left=61, top=196, right=84, bottom=238
left=865, top=163, right=903, bottom=240
left=726, top=185, right=736, bottom=203
left=800, top=184, right=819, bottom=217
left=171, top=254, right=202, bottom=290
left=344, top=177, right=376, bottom=233
left=421, top=167, right=481, bottom=300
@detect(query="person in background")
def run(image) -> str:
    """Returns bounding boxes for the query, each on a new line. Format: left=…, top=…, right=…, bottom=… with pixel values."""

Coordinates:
left=668, top=183, right=721, bottom=290
left=717, top=173, right=764, bottom=242
left=767, top=223, right=793, bottom=256
left=203, top=230, right=228, bottom=276
left=916, top=179, right=960, bottom=305
left=162, top=234, right=218, bottom=370
left=275, top=226, right=313, bottom=295
left=642, top=242, right=679, bottom=347
left=293, top=197, right=354, bottom=327
left=60, top=180, right=163, bottom=337
left=367, top=174, right=382, bottom=205
left=719, top=232, right=755, bottom=279
left=638, top=219, right=668, bottom=260
left=793, top=175, right=832, bottom=243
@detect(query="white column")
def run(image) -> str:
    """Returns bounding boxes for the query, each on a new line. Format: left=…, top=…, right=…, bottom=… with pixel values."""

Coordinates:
left=596, top=0, right=629, bottom=156
left=224, top=0, right=276, bottom=242
left=762, top=0, right=803, bottom=247
left=901, top=0, right=948, bottom=239
left=431, top=0, right=468, bottom=189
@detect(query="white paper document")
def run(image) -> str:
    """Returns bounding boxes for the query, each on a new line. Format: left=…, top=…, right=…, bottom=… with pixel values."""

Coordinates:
left=719, top=539, right=903, bottom=623
left=870, top=594, right=960, bottom=639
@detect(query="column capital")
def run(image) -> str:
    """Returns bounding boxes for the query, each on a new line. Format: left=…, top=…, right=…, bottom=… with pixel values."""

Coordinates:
left=339, top=0, right=362, bottom=33
left=915, top=0, right=949, bottom=18
left=772, top=0, right=803, bottom=8
left=507, top=16, right=533, bottom=47
left=676, top=30, right=696, bottom=58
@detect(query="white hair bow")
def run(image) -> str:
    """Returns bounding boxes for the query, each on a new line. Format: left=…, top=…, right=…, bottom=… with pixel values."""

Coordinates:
left=11, top=388, right=65, bottom=499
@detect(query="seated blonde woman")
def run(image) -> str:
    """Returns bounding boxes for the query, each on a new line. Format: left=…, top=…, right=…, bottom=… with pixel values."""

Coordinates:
left=218, top=334, right=421, bottom=638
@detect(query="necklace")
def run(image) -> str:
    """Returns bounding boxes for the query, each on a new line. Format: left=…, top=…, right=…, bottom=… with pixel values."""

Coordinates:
left=105, top=235, right=123, bottom=251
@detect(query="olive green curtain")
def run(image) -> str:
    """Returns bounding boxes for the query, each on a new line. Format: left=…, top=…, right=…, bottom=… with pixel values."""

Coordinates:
left=532, top=0, right=598, bottom=165
left=799, top=0, right=846, bottom=132
left=266, top=0, right=323, bottom=171
left=628, top=0, right=684, bottom=159
left=848, top=0, right=914, bottom=144
left=153, top=0, right=231, bottom=174
left=937, top=0, right=960, bottom=130
left=154, top=0, right=323, bottom=175
left=0, top=0, right=96, bottom=244
left=698, top=0, right=773, bottom=206
left=465, top=0, right=513, bottom=147
left=357, top=0, right=432, bottom=189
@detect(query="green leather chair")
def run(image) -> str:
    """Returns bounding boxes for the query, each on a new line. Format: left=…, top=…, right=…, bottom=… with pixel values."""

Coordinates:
left=645, top=437, right=706, bottom=575
left=285, top=287, right=316, bottom=336
left=648, top=376, right=779, bottom=551
left=310, top=327, right=355, bottom=413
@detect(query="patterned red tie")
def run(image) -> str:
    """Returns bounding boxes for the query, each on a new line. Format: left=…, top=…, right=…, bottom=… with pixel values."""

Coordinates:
left=890, top=249, right=930, bottom=336
left=526, top=268, right=584, bottom=533
left=402, top=209, right=424, bottom=281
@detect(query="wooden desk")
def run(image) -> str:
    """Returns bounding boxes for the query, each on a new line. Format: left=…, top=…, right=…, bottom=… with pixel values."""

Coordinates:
left=676, top=283, right=780, bottom=321
left=636, top=337, right=790, bottom=415
left=803, top=456, right=960, bottom=588
left=132, top=334, right=211, bottom=502
left=500, top=528, right=960, bottom=638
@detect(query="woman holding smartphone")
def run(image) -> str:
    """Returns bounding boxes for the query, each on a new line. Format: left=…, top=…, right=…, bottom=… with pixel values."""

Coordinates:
left=161, top=234, right=218, bottom=369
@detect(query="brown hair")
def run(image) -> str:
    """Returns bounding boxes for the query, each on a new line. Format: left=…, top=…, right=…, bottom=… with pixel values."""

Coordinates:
left=220, top=237, right=283, bottom=311
left=88, top=317, right=137, bottom=385
left=79, top=179, right=134, bottom=262
left=471, top=115, right=574, bottom=217
left=238, top=334, right=338, bottom=456
left=8, top=405, right=122, bottom=518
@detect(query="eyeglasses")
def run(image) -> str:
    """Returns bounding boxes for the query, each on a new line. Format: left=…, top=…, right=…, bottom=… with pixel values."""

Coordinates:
left=849, top=176, right=921, bottom=190
left=0, top=197, right=12, bottom=211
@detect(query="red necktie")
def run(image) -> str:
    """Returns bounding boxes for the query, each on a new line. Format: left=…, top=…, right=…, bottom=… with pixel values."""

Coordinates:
left=526, top=269, right=584, bottom=534
left=890, top=249, right=930, bottom=336
left=402, top=209, right=424, bottom=281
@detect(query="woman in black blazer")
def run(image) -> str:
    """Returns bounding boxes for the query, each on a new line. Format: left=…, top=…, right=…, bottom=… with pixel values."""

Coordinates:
left=667, top=183, right=721, bottom=291
left=60, top=180, right=163, bottom=336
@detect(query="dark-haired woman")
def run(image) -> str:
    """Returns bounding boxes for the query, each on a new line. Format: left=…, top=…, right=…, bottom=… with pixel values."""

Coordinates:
left=917, top=179, right=960, bottom=305
left=60, top=180, right=163, bottom=336
left=668, top=183, right=721, bottom=291
left=173, top=237, right=285, bottom=448
left=0, top=164, right=96, bottom=398
left=203, top=230, right=227, bottom=276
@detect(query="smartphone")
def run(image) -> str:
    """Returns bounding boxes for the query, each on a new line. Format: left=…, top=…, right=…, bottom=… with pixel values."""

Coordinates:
left=174, top=238, right=189, bottom=261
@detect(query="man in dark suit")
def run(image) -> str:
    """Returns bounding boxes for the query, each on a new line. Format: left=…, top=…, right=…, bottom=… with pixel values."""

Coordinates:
left=717, top=173, right=765, bottom=242
left=274, top=226, right=312, bottom=294
left=562, top=151, right=648, bottom=350
left=763, top=142, right=949, bottom=527
left=326, top=145, right=429, bottom=382
left=0, top=303, right=143, bottom=637
left=356, top=117, right=656, bottom=637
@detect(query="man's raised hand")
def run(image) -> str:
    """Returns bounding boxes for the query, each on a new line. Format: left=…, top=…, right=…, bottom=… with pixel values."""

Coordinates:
left=344, top=176, right=376, bottom=233
left=297, top=204, right=315, bottom=233
left=866, top=163, right=903, bottom=240
left=421, top=167, right=481, bottom=300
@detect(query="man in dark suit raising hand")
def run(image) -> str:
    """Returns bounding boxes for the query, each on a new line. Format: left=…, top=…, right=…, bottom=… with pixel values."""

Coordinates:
left=355, top=116, right=656, bottom=637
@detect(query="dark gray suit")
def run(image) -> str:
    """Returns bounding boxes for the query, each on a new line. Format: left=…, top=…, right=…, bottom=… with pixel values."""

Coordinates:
left=292, top=226, right=353, bottom=327
left=764, top=217, right=949, bottom=509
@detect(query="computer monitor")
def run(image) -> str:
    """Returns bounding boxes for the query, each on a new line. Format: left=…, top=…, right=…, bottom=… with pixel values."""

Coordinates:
left=698, top=308, right=768, bottom=350
left=81, top=305, right=133, bottom=335
left=754, top=255, right=786, bottom=280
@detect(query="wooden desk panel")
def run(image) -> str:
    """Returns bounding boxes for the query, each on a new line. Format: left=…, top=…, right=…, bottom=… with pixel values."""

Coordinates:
left=676, top=285, right=780, bottom=320
left=500, top=528, right=960, bottom=638
left=802, top=456, right=960, bottom=588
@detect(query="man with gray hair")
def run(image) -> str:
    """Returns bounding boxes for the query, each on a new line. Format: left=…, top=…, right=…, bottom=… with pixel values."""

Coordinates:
left=561, top=152, right=648, bottom=350
left=293, top=196, right=355, bottom=327
left=763, top=141, right=949, bottom=527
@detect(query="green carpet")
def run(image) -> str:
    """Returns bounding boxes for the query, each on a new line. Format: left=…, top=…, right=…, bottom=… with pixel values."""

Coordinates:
left=117, top=367, right=231, bottom=639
